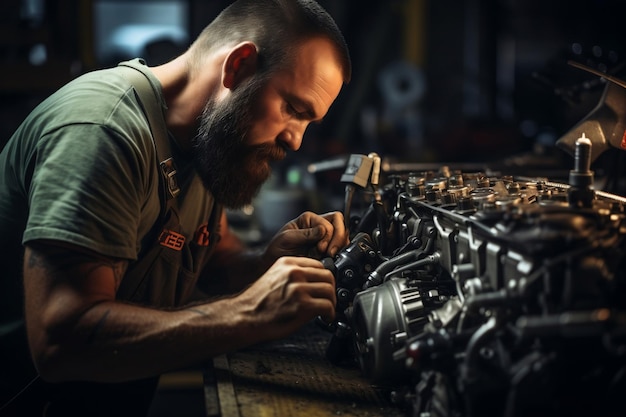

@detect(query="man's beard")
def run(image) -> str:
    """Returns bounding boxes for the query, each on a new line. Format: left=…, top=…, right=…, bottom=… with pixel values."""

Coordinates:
left=192, top=77, right=286, bottom=209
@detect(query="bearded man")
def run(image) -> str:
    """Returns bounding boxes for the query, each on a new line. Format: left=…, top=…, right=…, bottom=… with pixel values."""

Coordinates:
left=0, top=0, right=351, bottom=415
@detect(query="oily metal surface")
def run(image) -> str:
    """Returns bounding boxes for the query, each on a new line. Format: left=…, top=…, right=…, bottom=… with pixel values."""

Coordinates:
left=217, top=322, right=407, bottom=417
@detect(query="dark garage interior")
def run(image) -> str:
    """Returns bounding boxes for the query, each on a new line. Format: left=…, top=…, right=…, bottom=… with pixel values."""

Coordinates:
left=2, top=2, right=625, bottom=161
left=2, top=0, right=626, bottom=211
left=2, top=1, right=626, bottom=416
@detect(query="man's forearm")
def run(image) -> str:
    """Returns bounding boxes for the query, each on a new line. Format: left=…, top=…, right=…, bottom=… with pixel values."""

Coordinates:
left=35, top=295, right=260, bottom=383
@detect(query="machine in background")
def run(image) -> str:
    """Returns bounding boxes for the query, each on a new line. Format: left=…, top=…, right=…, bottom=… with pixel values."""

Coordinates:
left=316, top=70, right=626, bottom=417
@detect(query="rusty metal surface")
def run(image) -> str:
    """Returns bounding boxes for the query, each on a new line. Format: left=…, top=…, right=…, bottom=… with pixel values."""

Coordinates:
left=210, top=322, right=407, bottom=417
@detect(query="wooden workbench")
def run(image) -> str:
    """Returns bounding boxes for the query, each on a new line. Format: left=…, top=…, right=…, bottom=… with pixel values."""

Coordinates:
left=202, top=321, right=408, bottom=417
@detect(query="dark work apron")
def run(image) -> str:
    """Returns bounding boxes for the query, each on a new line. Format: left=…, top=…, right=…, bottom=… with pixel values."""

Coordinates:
left=2, top=62, right=224, bottom=417
left=118, top=200, right=223, bottom=308
left=113, top=57, right=223, bottom=307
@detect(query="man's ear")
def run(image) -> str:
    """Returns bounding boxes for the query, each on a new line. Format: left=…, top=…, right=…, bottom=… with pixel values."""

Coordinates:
left=222, top=42, right=258, bottom=89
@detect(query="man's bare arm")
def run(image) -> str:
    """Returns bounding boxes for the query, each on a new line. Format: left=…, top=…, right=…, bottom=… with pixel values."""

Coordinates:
left=23, top=242, right=335, bottom=383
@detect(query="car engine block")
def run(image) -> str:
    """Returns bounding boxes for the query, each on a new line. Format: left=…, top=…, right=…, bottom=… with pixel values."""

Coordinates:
left=319, top=138, right=626, bottom=417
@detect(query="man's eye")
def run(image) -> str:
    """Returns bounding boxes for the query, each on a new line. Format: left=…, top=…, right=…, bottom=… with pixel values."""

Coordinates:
left=287, top=103, right=304, bottom=118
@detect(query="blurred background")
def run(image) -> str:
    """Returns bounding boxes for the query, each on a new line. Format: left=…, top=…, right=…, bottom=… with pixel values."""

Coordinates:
left=1, top=0, right=625, bottom=239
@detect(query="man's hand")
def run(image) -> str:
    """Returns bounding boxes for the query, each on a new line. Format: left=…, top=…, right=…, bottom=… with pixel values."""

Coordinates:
left=263, top=211, right=348, bottom=263
left=234, top=256, right=336, bottom=338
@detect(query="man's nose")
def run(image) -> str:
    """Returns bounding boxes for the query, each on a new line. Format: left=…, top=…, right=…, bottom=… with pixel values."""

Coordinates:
left=280, top=122, right=307, bottom=151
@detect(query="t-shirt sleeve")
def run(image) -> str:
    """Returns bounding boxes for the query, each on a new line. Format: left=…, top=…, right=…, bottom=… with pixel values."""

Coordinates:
left=22, top=122, right=153, bottom=260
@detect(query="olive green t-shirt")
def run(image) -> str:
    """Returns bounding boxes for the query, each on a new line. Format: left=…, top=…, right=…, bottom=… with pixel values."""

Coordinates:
left=0, top=58, right=216, bottom=329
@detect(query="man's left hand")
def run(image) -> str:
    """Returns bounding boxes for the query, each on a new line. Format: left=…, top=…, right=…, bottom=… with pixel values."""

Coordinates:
left=264, top=211, right=348, bottom=262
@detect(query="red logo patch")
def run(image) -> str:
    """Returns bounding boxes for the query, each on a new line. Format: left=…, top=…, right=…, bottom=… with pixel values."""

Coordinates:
left=158, top=229, right=185, bottom=250
left=194, top=223, right=210, bottom=247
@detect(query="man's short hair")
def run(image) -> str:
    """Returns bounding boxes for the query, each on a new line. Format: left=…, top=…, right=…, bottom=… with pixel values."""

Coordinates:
left=191, top=0, right=351, bottom=82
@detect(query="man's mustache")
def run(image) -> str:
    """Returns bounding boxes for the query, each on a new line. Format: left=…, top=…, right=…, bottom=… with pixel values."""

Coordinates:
left=249, top=143, right=287, bottom=162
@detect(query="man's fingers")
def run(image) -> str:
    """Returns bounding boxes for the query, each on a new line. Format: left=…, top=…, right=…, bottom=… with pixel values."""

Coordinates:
left=285, top=282, right=336, bottom=322
left=300, top=265, right=334, bottom=282
left=247, top=257, right=338, bottom=336
left=309, top=212, right=346, bottom=257
left=298, top=281, right=336, bottom=303
left=307, top=298, right=336, bottom=324
left=277, top=259, right=336, bottom=304
left=277, top=256, right=326, bottom=269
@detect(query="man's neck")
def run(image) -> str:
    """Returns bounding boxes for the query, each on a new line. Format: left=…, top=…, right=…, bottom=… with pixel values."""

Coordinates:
left=149, top=51, right=224, bottom=151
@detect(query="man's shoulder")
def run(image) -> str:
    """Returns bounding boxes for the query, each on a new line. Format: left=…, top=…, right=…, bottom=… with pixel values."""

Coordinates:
left=12, top=63, right=156, bottom=155
left=46, top=65, right=145, bottom=125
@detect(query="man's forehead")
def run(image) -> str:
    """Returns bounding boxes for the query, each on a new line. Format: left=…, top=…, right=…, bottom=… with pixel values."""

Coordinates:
left=278, top=37, right=344, bottom=114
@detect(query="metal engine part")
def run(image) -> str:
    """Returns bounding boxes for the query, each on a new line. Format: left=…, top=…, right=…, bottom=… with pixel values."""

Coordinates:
left=320, top=137, right=626, bottom=417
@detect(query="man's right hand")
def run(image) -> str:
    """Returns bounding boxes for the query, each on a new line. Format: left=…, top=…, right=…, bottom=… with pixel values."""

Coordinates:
left=233, top=256, right=336, bottom=340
